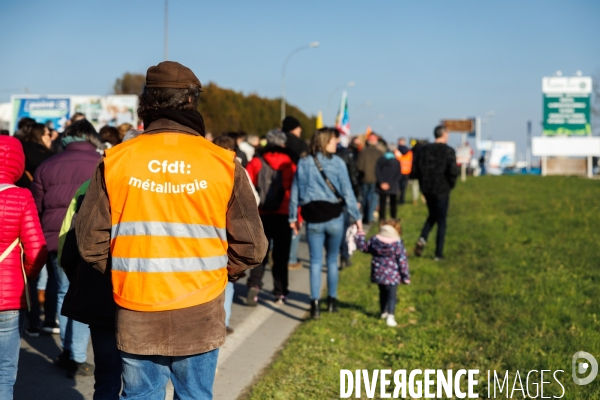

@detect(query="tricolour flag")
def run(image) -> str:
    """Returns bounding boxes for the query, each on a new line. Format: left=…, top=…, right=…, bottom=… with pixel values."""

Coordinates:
left=335, top=91, right=350, bottom=144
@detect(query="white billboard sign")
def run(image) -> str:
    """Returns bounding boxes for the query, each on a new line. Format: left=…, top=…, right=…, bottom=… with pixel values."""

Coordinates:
left=542, top=77, right=592, bottom=94
left=455, top=146, right=472, bottom=165
left=532, top=136, right=600, bottom=157
left=10, top=94, right=138, bottom=134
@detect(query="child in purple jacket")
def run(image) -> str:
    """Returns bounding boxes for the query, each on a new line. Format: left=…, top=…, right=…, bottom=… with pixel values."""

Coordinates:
left=355, top=219, right=410, bottom=327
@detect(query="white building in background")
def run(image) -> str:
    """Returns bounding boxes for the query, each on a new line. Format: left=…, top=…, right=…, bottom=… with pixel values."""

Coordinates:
left=0, top=102, right=12, bottom=130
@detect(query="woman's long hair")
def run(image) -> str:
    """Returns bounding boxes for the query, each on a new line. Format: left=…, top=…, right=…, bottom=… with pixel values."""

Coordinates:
left=21, top=123, right=47, bottom=146
left=64, top=119, right=103, bottom=150
left=309, top=127, right=339, bottom=158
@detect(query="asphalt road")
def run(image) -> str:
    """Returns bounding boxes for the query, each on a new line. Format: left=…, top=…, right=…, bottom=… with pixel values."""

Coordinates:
left=16, top=228, right=316, bottom=400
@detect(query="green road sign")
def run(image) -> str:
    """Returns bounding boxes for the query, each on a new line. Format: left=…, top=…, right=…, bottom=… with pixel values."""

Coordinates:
left=542, top=76, right=592, bottom=136
left=543, top=93, right=591, bottom=136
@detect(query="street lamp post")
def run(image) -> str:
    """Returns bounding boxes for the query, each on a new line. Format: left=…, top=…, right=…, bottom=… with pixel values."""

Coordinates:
left=486, top=110, right=495, bottom=140
left=164, top=0, right=168, bottom=61
left=327, top=81, right=355, bottom=124
left=281, top=41, right=319, bottom=121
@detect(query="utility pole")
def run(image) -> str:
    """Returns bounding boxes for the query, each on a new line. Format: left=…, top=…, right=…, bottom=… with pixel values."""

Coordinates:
left=164, top=0, right=169, bottom=61
left=527, top=120, right=532, bottom=172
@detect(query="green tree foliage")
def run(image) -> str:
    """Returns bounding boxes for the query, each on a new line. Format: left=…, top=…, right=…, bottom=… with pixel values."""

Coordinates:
left=200, top=82, right=316, bottom=139
left=113, top=73, right=146, bottom=95
left=113, top=73, right=316, bottom=138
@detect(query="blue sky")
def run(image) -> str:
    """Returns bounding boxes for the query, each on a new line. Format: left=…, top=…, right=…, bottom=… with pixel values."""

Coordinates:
left=1, top=0, right=599, bottom=156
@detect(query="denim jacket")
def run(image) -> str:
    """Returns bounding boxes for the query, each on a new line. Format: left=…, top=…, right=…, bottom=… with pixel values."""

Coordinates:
left=289, top=152, right=361, bottom=223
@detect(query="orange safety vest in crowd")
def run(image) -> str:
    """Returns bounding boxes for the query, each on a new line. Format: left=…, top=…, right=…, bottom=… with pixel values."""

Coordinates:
left=104, top=133, right=235, bottom=312
left=394, top=149, right=413, bottom=175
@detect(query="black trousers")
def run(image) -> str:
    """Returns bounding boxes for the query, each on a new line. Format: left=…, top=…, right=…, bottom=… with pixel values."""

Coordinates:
left=378, top=284, right=398, bottom=314
left=27, top=252, right=59, bottom=330
left=378, top=193, right=397, bottom=220
left=420, top=194, right=450, bottom=258
left=247, top=214, right=292, bottom=296
left=398, top=175, right=409, bottom=204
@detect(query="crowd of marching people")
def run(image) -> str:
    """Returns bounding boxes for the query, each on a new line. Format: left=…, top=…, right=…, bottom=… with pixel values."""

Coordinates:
left=0, top=61, right=459, bottom=399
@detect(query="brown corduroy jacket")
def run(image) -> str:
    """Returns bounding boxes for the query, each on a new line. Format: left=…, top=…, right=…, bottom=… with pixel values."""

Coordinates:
left=75, top=119, right=268, bottom=356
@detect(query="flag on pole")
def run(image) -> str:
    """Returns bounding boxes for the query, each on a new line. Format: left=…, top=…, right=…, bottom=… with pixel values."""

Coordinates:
left=335, top=91, right=350, bottom=135
left=335, top=91, right=350, bottom=146
left=335, top=90, right=350, bottom=136
left=316, top=110, right=323, bottom=129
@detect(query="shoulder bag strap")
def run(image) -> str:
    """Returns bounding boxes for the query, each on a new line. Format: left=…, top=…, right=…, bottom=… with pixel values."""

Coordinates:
left=0, top=238, right=20, bottom=263
left=312, top=155, right=345, bottom=204
left=0, top=184, right=31, bottom=311
left=0, top=184, right=17, bottom=192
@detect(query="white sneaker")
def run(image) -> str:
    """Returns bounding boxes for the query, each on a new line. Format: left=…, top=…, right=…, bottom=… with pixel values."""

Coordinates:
left=386, top=315, right=398, bottom=327
left=380, top=312, right=388, bottom=319
left=42, top=326, right=60, bottom=334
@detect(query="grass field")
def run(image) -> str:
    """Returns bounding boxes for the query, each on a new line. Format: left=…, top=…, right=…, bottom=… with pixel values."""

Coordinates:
left=247, top=176, right=600, bottom=399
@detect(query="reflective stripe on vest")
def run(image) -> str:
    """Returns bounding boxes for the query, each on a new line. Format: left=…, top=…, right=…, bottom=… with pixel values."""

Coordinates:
left=112, top=255, right=228, bottom=272
left=111, top=222, right=227, bottom=241
left=104, top=133, right=236, bottom=312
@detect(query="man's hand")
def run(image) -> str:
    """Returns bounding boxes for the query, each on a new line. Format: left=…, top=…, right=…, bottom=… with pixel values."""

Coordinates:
left=380, top=182, right=390, bottom=191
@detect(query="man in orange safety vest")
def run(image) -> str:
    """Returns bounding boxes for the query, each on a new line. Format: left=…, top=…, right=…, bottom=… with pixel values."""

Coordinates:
left=76, top=61, right=268, bottom=399
left=394, top=137, right=413, bottom=205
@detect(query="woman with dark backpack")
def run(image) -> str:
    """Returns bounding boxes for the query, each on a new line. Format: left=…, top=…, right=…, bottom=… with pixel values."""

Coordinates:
left=245, top=129, right=297, bottom=305
left=289, top=128, right=361, bottom=319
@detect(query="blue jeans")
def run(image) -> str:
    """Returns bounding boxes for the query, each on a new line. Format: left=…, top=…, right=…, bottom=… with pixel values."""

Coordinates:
left=224, top=282, right=234, bottom=328
left=120, top=349, right=219, bottom=400
left=306, top=214, right=344, bottom=300
left=0, top=310, right=25, bottom=400
left=51, top=253, right=90, bottom=362
left=37, top=265, right=48, bottom=290
left=90, top=326, right=122, bottom=400
left=288, top=230, right=301, bottom=264
left=361, top=183, right=378, bottom=223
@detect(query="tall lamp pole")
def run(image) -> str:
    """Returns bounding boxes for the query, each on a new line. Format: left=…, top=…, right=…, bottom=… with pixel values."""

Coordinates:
left=164, top=0, right=169, bottom=61
left=281, top=41, right=319, bottom=121
left=527, top=120, right=532, bottom=172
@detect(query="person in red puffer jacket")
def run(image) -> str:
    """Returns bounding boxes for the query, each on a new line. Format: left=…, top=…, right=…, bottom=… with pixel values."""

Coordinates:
left=0, top=135, right=47, bottom=400
left=245, top=129, right=297, bottom=305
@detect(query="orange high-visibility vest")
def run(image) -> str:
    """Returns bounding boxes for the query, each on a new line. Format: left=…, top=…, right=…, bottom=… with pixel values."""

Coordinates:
left=394, top=149, right=413, bottom=175
left=104, top=133, right=235, bottom=312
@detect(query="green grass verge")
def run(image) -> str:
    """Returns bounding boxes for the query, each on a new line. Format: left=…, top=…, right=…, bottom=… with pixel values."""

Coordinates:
left=247, top=176, right=600, bottom=399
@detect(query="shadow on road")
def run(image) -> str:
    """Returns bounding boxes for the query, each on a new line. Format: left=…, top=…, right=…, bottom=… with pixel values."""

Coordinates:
left=232, top=283, right=310, bottom=322
left=22, top=334, right=62, bottom=361
left=15, top=348, right=85, bottom=400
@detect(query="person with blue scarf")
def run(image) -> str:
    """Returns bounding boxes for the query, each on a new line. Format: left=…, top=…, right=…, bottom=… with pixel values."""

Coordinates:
left=376, top=143, right=401, bottom=221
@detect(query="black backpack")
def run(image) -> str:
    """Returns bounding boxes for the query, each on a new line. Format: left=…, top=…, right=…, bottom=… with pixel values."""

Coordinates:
left=257, top=157, right=285, bottom=212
